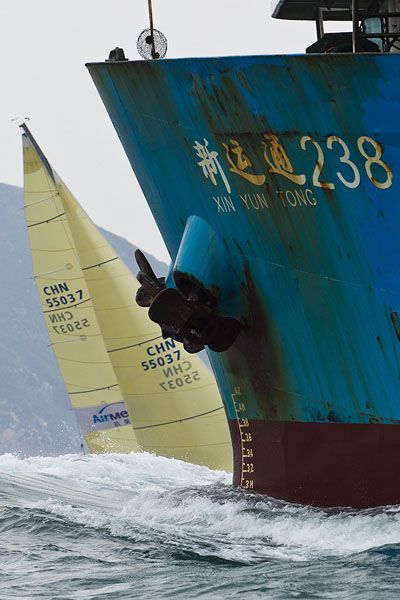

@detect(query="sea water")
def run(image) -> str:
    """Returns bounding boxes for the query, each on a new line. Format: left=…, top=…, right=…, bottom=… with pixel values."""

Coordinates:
left=1, top=452, right=400, bottom=599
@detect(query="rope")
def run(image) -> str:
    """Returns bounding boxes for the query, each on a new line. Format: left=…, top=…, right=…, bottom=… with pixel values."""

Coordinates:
left=22, top=193, right=59, bottom=209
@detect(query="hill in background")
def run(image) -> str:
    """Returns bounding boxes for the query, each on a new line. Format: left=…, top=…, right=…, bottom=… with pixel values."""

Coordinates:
left=0, top=182, right=167, bottom=457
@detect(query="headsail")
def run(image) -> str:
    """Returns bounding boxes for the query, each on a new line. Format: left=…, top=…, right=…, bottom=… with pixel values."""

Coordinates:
left=22, top=125, right=139, bottom=454
left=22, top=125, right=232, bottom=471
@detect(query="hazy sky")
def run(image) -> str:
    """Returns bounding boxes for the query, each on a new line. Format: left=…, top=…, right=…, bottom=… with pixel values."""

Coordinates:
left=2, top=1, right=339, bottom=261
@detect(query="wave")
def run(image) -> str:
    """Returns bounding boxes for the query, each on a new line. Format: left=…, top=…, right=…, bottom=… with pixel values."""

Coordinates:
left=2, top=451, right=400, bottom=567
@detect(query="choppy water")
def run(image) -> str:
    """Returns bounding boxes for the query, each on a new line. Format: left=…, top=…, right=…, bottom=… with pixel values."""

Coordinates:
left=1, top=453, right=400, bottom=599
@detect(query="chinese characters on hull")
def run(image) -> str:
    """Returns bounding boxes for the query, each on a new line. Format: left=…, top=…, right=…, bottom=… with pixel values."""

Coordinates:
left=262, top=134, right=306, bottom=185
left=193, top=134, right=392, bottom=195
left=222, top=139, right=266, bottom=186
left=193, top=139, right=231, bottom=194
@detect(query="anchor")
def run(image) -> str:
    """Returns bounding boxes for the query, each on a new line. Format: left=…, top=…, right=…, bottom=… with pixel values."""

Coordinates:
left=135, top=249, right=242, bottom=354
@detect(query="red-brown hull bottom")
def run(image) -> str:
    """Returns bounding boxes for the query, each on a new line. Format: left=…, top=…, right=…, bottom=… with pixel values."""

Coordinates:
left=229, top=419, right=400, bottom=508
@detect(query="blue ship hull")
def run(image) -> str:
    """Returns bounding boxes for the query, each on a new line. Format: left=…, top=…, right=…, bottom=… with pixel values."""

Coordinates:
left=88, top=54, right=400, bottom=507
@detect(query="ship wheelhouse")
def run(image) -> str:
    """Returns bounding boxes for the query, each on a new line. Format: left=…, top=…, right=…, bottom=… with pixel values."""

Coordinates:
left=272, top=0, right=400, bottom=53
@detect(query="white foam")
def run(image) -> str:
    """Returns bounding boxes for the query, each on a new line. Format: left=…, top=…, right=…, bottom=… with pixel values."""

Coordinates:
left=2, top=452, right=400, bottom=564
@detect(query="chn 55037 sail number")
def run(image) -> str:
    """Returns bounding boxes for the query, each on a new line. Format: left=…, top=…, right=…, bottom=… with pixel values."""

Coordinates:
left=44, top=289, right=83, bottom=308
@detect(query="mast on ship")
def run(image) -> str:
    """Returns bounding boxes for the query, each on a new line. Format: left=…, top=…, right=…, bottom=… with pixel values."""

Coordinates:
left=272, top=0, right=400, bottom=53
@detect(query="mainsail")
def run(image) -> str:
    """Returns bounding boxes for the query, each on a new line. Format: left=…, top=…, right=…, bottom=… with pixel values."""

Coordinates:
left=22, top=127, right=139, bottom=454
left=22, top=125, right=232, bottom=471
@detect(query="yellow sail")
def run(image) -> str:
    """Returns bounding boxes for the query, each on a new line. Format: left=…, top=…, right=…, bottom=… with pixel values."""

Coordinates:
left=61, top=173, right=232, bottom=472
left=22, top=126, right=139, bottom=454
left=22, top=125, right=232, bottom=471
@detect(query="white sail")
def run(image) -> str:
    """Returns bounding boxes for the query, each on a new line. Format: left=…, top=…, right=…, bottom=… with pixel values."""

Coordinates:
left=22, top=125, right=233, bottom=471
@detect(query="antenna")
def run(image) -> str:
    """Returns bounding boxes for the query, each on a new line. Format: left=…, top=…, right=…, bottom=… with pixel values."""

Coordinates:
left=137, top=0, right=167, bottom=60
left=148, top=0, right=156, bottom=59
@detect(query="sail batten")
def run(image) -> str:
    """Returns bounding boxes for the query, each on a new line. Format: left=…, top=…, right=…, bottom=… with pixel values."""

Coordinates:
left=82, top=257, right=119, bottom=270
left=133, top=406, right=225, bottom=429
left=27, top=212, right=66, bottom=227
left=69, top=384, right=119, bottom=394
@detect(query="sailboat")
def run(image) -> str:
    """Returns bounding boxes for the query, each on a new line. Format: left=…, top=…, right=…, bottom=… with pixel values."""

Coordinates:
left=22, top=127, right=139, bottom=455
left=22, top=123, right=232, bottom=471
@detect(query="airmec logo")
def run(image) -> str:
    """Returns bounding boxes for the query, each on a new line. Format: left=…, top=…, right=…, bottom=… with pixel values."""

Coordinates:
left=94, top=402, right=130, bottom=424
left=74, top=401, right=131, bottom=433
